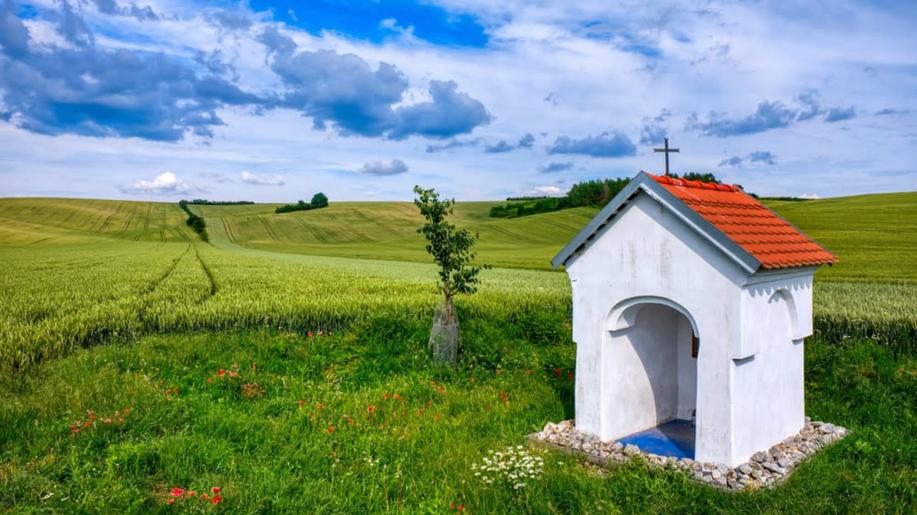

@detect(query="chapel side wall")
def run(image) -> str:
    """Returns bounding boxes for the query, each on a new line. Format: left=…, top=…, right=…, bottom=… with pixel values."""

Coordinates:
left=731, top=272, right=814, bottom=463
left=566, top=193, right=747, bottom=465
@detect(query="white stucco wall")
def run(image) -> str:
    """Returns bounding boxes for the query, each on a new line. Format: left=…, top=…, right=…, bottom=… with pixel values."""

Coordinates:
left=563, top=191, right=816, bottom=466
left=732, top=270, right=814, bottom=462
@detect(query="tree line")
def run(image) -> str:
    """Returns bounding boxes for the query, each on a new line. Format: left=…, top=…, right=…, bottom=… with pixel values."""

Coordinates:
left=275, top=193, right=329, bottom=214
left=490, top=173, right=721, bottom=218
left=178, top=200, right=208, bottom=242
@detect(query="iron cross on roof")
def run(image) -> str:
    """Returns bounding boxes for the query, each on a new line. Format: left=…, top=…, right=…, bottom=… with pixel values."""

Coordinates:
left=654, top=138, right=679, bottom=177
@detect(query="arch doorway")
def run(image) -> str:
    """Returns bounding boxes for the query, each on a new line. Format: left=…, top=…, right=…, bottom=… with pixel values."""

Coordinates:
left=609, top=301, right=698, bottom=459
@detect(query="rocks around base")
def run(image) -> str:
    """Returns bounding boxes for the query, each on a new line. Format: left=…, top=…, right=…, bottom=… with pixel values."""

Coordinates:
left=529, top=419, right=848, bottom=491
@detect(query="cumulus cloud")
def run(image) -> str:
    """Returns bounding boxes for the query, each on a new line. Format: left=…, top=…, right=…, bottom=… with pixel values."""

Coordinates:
left=258, top=28, right=490, bottom=140
left=529, top=185, right=564, bottom=196
left=796, top=90, right=824, bottom=121
left=484, top=133, right=535, bottom=153
left=825, top=106, right=856, bottom=123
left=90, top=0, right=158, bottom=21
left=359, top=159, right=409, bottom=176
left=548, top=131, right=636, bottom=157
left=121, top=172, right=196, bottom=194
left=688, top=101, right=797, bottom=137
left=240, top=171, right=284, bottom=186
left=425, top=138, right=481, bottom=153
left=718, top=151, right=777, bottom=167
left=639, top=110, right=671, bottom=145
left=538, top=162, right=573, bottom=173
left=0, top=1, right=261, bottom=142
left=717, top=156, right=744, bottom=167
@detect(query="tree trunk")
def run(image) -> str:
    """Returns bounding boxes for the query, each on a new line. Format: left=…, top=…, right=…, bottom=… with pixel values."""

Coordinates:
left=429, top=295, right=460, bottom=366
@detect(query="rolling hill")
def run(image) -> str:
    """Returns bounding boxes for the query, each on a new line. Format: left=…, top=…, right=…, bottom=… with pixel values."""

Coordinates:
left=0, top=191, right=914, bottom=281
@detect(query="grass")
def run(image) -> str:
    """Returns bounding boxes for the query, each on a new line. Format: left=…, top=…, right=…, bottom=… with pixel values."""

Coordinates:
left=0, top=191, right=915, bottom=511
left=0, top=325, right=913, bottom=512
left=196, top=201, right=599, bottom=270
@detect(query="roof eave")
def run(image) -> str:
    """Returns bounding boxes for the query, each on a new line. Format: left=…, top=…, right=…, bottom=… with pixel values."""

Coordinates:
left=550, top=172, right=651, bottom=269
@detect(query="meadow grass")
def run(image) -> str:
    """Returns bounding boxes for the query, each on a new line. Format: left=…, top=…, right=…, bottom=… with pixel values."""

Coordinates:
left=0, top=325, right=913, bottom=512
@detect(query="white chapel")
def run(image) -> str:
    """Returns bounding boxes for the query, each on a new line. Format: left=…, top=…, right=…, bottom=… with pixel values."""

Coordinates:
left=552, top=172, right=836, bottom=466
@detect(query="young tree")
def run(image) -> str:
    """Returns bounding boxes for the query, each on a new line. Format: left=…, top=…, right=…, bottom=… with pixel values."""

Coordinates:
left=413, top=185, right=485, bottom=366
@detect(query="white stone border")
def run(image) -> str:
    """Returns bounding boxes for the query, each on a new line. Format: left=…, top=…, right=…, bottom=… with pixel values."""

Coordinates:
left=528, top=418, right=847, bottom=491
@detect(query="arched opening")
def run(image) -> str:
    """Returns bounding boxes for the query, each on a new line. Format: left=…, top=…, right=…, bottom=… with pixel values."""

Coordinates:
left=610, top=301, right=698, bottom=459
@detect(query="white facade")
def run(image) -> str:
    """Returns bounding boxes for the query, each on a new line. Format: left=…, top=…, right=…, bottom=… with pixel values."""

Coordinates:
left=561, top=191, right=816, bottom=467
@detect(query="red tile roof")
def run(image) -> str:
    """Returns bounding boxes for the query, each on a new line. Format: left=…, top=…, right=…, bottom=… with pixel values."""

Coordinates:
left=650, top=174, right=837, bottom=269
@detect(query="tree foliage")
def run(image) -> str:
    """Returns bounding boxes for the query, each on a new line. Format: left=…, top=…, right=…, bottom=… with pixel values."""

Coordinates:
left=413, top=186, right=485, bottom=304
left=310, top=192, right=329, bottom=208
left=275, top=193, right=329, bottom=214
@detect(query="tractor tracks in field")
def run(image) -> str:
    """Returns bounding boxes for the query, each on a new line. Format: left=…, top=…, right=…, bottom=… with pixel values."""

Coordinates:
left=193, top=245, right=218, bottom=297
left=142, top=244, right=191, bottom=295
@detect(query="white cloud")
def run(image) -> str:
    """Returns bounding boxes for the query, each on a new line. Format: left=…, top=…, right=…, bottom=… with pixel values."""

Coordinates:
left=121, top=172, right=194, bottom=195
left=240, top=171, right=285, bottom=186
left=798, top=193, right=820, bottom=199
left=359, top=159, right=409, bottom=176
left=529, top=185, right=564, bottom=196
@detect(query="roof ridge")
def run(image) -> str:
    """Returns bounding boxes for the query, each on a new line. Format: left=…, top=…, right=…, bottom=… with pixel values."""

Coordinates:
left=649, top=173, right=741, bottom=192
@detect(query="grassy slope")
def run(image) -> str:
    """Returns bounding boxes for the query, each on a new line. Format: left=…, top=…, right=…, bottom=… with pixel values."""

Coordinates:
left=194, top=192, right=917, bottom=280
left=0, top=198, right=194, bottom=244
left=766, top=192, right=917, bottom=283
left=196, top=201, right=599, bottom=270
left=3, top=192, right=915, bottom=279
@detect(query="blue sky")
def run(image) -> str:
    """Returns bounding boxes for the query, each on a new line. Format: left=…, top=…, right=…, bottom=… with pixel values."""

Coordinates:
left=0, top=0, right=915, bottom=201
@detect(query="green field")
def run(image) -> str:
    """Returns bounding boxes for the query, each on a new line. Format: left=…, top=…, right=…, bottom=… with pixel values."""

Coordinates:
left=0, top=193, right=915, bottom=512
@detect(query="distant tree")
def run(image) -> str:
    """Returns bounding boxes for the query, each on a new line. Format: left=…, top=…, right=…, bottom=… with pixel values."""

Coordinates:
left=567, top=178, right=629, bottom=207
left=677, top=172, right=720, bottom=184
left=413, top=185, right=486, bottom=366
left=310, top=192, right=329, bottom=208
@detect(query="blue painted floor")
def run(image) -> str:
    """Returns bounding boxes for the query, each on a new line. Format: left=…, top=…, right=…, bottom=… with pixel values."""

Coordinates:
left=617, top=419, right=695, bottom=459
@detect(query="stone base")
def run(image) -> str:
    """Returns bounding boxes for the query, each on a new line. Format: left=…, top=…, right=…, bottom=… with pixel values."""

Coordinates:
left=528, top=418, right=847, bottom=491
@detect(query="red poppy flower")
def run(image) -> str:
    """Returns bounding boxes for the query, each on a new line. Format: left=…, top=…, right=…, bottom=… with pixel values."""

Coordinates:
left=307, top=331, right=314, bottom=337
left=167, top=498, right=175, bottom=505
left=326, top=425, right=336, bottom=434
left=458, top=505, right=464, bottom=511
left=211, top=495, right=222, bottom=505
left=211, top=486, right=221, bottom=494
left=526, top=369, right=533, bottom=375
left=217, top=369, right=225, bottom=377
left=170, top=487, right=184, bottom=498
left=367, top=405, right=376, bottom=414
left=186, top=491, right=197, bottom=497
left=383, top=393, right=390, bottom=400
left=553, top=367, right=561, bottom=377
left=207, top=377, right=213, bottom=384
left=297, top=399, right=305, bottom=408
left=201, top=493, right=209, bottom=501
left=316, top=402, right=325, bottom=410
left=567, top=372, right=574, bottom=381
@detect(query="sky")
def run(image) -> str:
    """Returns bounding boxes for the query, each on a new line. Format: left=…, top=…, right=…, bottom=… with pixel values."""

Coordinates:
left=0, top=0, right=915, bottom=202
